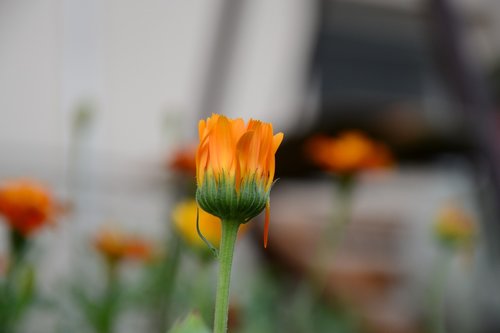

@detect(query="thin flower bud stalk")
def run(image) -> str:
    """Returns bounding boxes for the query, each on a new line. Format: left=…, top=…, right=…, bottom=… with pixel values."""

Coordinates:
left=194, top=114, right=283, bottom=333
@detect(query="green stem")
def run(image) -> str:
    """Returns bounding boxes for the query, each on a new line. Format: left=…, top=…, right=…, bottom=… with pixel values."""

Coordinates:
left=8, top=229, right=27, bottom=277
left=328, top=176, right=354, bottom=252
left=155, top=236, right=181, bottom=331
left=98, top=260, right=119, bottom=333
left=213, top=220, right=240, bottom=333
left=0, top=229, right=27, bottom=332
left=427, top=249, right=453, bottom=333
left=313, top=177, right=354, bottom=294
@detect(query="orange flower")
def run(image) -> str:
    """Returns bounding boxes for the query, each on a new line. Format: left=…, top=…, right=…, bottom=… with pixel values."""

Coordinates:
left=94, top=228, right=152, bottom=263
left=169, top=144, right=197, bottom=176
left=0, top=180, right=56, bottom=236
left=173, top=200, right=248, bottom=249
left=196, top=114, right=283, bottom=192
left=306, top=131, right=393, bottom=175
left=196, top=114, right=283, bottom=247
left=435, top=204, right=475, bottom=246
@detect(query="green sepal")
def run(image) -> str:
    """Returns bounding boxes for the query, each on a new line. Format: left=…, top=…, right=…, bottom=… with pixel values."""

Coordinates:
left=196, top=172, right=268, bottom=222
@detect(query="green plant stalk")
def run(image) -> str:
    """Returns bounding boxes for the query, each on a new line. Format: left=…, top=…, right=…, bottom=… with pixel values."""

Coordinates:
left=9, top=229, right=27, bottom=276
left=328, top=175, right=354, bottom=252
left=213, top=220, right=240, bottom=333
left=0, top=229, right=30, bottom=332
left=96, top=259, right=119, bottom=333
left=154, top=236, right=181, bottom=331
left=428, top=249, right=453, bottom=333
left=313, top=176, right=354, bottom=293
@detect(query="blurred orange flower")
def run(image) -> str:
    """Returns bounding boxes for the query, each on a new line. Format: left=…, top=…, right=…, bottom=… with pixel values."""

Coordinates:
left=0, top=180, right=56, bottom=236
left=172, top=200, right=249, bottom=249
left=169, top=144, right=197, bottom=176
left=306, top=131, right=393, bottom=175
left=94, top=228, right=153, bottom=263
left=435, top=204, right=475, bottom=246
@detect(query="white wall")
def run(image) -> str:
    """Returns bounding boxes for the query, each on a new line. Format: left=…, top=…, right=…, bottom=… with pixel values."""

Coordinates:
left=0, top=0, right=62, bottom=149
left=219, top=0, right=316, bottom=130
left=0, top=0, right=316, bottom=166
left=0, top=0, right=223, bottom=164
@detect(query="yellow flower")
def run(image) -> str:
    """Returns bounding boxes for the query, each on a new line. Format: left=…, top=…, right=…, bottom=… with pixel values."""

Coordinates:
left=306, top=131, right=393, bottom=175
left=173, top=200, right=250, bottom=249
left=173, top=200, right=222, bottom=248
left=195, top=114, right=283, bottom=247
left=435, top=204, right=475, bottom=247
left=0, top=180, right=56, bottom=237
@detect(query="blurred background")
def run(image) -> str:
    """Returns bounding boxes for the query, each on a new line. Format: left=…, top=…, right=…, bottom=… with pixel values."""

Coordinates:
left=1, top=0, right=500, bottom=332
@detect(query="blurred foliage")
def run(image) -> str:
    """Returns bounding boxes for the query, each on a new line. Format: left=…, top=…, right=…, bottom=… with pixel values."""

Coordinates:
left=167, top=312, right=210, bottom=333
left=238, top=264, right=359, bottom=333
left=72, top=263, right=123, bottom=333
left=0, top=262, right=35, bottom=332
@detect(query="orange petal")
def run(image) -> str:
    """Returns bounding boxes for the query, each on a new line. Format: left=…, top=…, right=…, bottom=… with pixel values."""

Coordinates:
left=272, top=132, right=284, bottom=153
left=236, top=131, right=255, bottom=178
left=266, top=155, right=275, bottom=191
left=247, top=119, right=261, bottom=131
left=266, top=132, right=283, bottom=189
left=198, top=119, right=207, bottom=142
left=196, top=132, right=211, bottom=185
left=257, top=124, right=272, bottom=172
left=210, top=116, right=235, bottom=175
left=246, top=126, right=261, bottom=172
left=230, top=118, right=246, bottom=142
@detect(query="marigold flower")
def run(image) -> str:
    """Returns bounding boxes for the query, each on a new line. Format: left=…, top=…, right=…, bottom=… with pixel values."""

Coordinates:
left=173, top=200, right=248, bottom=249
left=169, top=144, right=197, bottom=176
left=94, top=228, right=152, bottom=263
left=195, top=114, right=283, bottom=247
left=435, top=204, right=475, bottom=247
left=0, top=180, right=56, bottom=236
left=124, top=238, right=153, bottom=261
left=306, top=131, right=393, bottom=175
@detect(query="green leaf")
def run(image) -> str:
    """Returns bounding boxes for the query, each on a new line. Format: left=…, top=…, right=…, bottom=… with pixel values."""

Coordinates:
left=168, top=312, right=210, bottom=333
left=17, top=264, right=35, bottom=304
